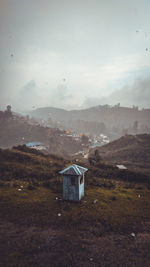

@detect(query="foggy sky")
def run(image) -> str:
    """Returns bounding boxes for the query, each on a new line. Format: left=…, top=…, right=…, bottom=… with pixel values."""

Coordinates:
left=0, top=0, right=150, bottom=111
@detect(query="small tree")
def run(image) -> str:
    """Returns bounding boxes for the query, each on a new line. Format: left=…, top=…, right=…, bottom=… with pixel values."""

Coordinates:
left=88, top=149, right=102, bottom=166
left=94, top=149, right=102, bottom=163
left=133, top=120, right=138, bottom=134
left=81, top=134, right=89, bottom=144
left=7, top=105, right=12, bottom=113
left=4, top=105, right=12, bottom=118
left=88, top=156, right=94, bottom=166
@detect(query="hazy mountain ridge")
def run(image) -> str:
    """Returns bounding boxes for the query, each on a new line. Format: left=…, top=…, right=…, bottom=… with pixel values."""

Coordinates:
left=29, top=107, right=68, bottom=120
left=29, top=105, right=150, bottom=136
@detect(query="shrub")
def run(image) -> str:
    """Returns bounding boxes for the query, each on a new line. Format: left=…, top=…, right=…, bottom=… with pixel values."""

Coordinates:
left=27, top=185, right=36, bottom=190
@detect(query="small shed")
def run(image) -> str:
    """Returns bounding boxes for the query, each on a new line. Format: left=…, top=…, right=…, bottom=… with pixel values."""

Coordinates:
left=59, top=164, right=88, bottom=201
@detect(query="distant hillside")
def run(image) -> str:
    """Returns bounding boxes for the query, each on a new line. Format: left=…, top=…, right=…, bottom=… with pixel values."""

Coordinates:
left=29, top=105, right=150, bottom=135
left=29, top=107, right=68, bottom=120
left=90, top=134, right=150, bottom=174
left=0, top=110, right=82, bottom=156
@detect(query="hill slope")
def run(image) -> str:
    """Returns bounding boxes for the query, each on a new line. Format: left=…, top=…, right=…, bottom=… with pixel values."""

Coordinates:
left=90, top=134, right=150, bottom=174
left=0, top=145, right=149, bottom=185
left=0, top=110, right=82, bottom=155
left=0, top=147, right=150, bottom=266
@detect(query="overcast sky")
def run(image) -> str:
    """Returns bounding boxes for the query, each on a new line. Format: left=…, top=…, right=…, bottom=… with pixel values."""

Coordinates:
left=0, top=0, right=150, bottom=111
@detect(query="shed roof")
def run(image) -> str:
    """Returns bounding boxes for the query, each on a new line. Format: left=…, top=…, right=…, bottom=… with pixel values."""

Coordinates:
left=59, top=164, right=88, bottom=176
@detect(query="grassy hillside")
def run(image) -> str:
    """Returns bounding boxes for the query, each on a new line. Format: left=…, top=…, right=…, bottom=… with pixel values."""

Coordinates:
left=0, top=145, right=149, bottom=186
left=90, top=134, right=150, bottom=175
left=0, top=146, right=67, bottom=185
left=0, top=147, right=150, bottom=266
left=0, top=110, right=82, bottom=155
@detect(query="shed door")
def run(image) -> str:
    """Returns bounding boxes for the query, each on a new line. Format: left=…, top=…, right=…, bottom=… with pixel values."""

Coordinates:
left=68, top=176, right=77, bottom=201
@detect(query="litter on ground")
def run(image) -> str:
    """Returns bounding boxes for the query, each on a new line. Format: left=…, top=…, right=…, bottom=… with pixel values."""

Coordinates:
left=131, top=233, right=135, bottom=237
left=116, top=164, right=127, bottom=170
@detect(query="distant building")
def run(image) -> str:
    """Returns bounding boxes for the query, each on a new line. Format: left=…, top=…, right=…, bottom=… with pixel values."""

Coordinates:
left=26, top=142, right=46, bottom=150
left=116, top=164, right=127, bottom=170
left=59, top=164, right=88, bottom=201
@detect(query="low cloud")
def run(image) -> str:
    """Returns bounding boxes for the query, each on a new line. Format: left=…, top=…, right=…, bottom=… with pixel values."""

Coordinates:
left=109, top=77, right=150, bottom=108
left=15, top=80, right=73, bottom=111
left=20, top=80, right=37, bottom=99
left=1, top=76, right=150, bottom=112
left=54, top=84, right=72, bottom=102
left=82, top=77, right=150, bottom=109
left=17, top=80, right=38, bottom=110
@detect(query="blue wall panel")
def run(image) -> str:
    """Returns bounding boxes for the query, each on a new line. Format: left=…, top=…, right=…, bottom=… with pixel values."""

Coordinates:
left=62, top=175, right=85, bottom=201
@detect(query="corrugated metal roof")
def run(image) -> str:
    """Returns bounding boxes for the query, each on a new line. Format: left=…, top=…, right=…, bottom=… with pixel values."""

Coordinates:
left=26, top=142, right=43, bottom=147
left=59, top=164, right=88, bottom=176
left=116, top=164, right=127, bottom=169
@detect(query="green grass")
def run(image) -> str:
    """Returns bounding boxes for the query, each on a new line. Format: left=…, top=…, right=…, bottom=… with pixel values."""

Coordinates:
left=0, top=146, right=150, bottom=233
left=0, top=144, right=150, bottom=266
left=0, top=185, right=149, bottom=232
